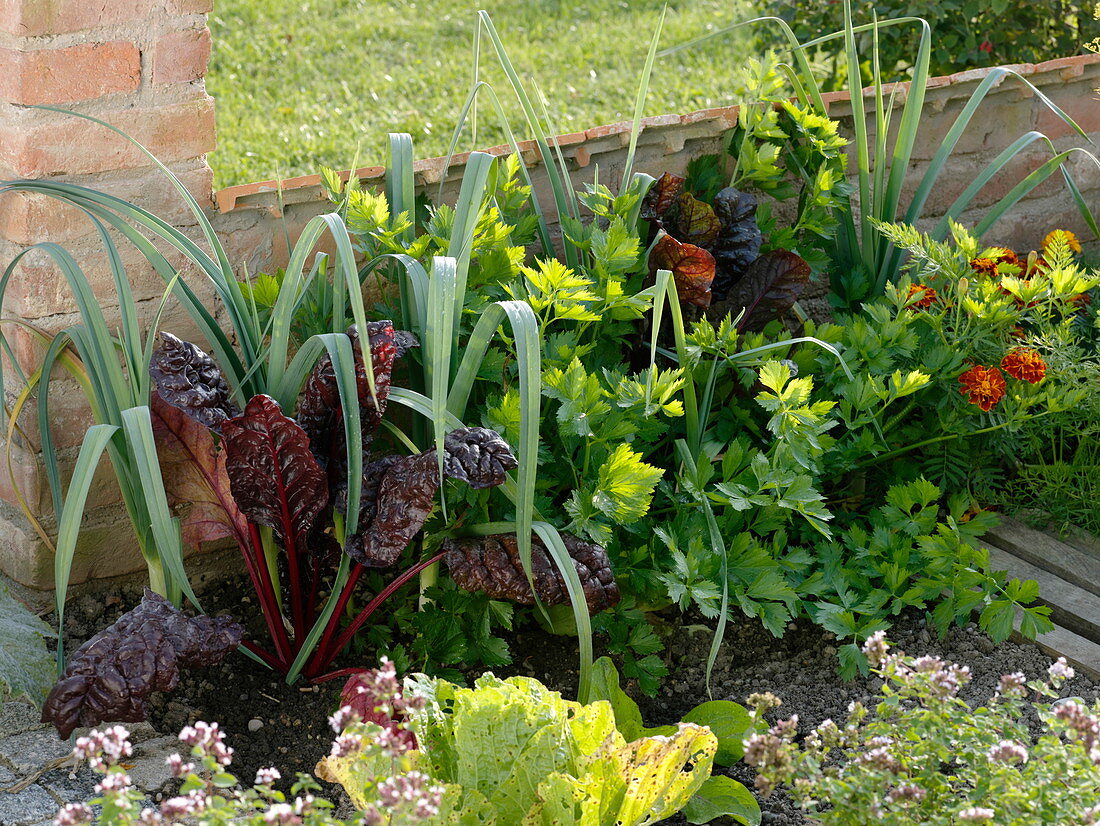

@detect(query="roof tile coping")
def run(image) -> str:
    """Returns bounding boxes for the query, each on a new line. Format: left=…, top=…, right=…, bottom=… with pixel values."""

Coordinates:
left=214, top=53, right=1100, bottom=214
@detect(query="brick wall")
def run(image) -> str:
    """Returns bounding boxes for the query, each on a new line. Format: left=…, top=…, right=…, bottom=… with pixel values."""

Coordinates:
left=0, top=0, right=218, bottom=588
left=0, top=14, right=1097, bottom=591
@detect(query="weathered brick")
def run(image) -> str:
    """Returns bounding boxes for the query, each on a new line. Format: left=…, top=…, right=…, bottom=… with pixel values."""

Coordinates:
left=0, top=504, right=147, bottom=590
left=0, top=42, right=140, bottom=105
left=0, top=237, right=194, bottom=319
left=152, top=28, right=211, bottom=85
left=0, top=97, right=216, bottom=178
left=0, top=0, right=156, bottom=35
left=0, top=162, right=213, bottom=246
left=169, top=0, right=214, bottom=12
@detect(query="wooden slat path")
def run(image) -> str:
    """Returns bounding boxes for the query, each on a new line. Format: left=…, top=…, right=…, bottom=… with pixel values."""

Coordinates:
left=985, top=516, right=1100, bottom=599
left=980, top=517, right=1100, bottom=681
left=981, top=542, right=1100, bottom=646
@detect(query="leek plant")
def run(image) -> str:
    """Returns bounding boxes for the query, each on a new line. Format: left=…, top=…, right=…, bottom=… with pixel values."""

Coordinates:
left=662, top=0, right=1100, bottom=307
left=0, top=115, right=428, bottom=679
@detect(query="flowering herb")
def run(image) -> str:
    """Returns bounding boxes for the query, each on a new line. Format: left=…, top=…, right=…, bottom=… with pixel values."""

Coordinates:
left=746, top=634, right=1100, bottom=825
left=957, top=365, right=1007, bottom=411
left=969, top=248, right=1021, bottom=277
left=56, top=721, right=353, bottom=825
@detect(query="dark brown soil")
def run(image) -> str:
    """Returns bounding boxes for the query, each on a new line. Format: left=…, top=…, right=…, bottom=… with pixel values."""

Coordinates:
left=59, top=575, right=1100, bottom=825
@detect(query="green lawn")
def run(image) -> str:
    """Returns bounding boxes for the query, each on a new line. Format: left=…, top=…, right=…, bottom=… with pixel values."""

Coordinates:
left=207, top=0, right=752, bottom=188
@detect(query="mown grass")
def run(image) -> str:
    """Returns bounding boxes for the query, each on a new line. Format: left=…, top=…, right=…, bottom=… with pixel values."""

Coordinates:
left=207, top=0, right=751, bottom=188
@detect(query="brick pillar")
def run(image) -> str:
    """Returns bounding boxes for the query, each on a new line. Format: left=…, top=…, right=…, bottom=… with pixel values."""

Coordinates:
left=0, top=0, right=218, bottom=589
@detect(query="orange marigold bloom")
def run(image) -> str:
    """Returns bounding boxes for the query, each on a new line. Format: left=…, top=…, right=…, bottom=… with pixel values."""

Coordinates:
left=1042, top=229, right=1082, bottom=253
left=970, top=257, right=999, bottom=277
left=1001, top=348, right=1046, bottom=384
left=906, top=283, right=938, bottom=309
left=1069, top=292, right=1092, bottom=309
left=970, top=249, right=1020, bottom=277
left=958, top=365, right=1007, bottom=411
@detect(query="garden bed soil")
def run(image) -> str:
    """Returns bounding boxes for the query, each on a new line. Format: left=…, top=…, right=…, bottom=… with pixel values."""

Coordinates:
left=61, top=576, right=1100, bottom=824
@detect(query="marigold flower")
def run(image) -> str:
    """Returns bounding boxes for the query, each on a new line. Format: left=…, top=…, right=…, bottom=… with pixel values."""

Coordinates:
left=1070, top=292, right=1092, bottom=309
left=1042, top=229, right=1082, bottom=253
left=1000, top=348, right=1046, bottom=384
left=958, top=365, right=1006, bottom=411
left=970, top=248, right=1020, bottom=277
left=905, top=284, right=938, bottom=309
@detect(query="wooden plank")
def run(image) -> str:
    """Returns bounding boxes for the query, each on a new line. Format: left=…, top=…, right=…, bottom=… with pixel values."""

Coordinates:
left=985, top=515, right=1100, bottom=600
left=981, top=541, right=1100, bottom=644
left=1063, top=526, right=1100, bottom=561
left=1011, top=621, right=1100, bottom=683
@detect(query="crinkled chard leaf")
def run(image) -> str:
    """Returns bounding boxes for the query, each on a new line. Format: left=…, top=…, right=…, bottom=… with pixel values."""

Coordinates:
left=651, top=234, right=716, bottom=309
left=41, top=591, right=242, bottom=739
left=641, top=172, right=685, bottom=223
left=715, top=249, right=810, bottom=332
left=149, top=333, right=239, bottom=431
left=151, top=392, right=249, bottom=550
left=442, top=427, right=519, bottom=489
left=297, top=322, right=417, bottom=471
left=346, top=451, right=437, bottom=568
left=221, top=394, right=329, bottom=545
left=445, top=532, right=620, bottom=613
left=345, top=428, right=517, bottom=568
left=670, top=193, right=721, bottom=248
left=711, top=187, right=763, bottom=301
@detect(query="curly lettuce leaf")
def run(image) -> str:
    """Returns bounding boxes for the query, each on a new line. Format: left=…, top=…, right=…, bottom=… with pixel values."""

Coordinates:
left=527, top=723, right=717, bottom=826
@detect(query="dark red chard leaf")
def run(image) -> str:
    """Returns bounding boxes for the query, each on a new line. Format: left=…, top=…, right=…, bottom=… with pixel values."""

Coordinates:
left=720, top=249, right=811, bottom=332
left=445, top=532, right=620, bottom=613
left=670, top=192, right=721, bottom=248
left=41, top=590, right=242, bottom=739
left=151, top=392, right=249, bottom=550
left=345, top=451, right=438, bottom=567
left=150, top=333, right=240, bottom=431
left=221, top=394, right=329, bottom=545
left=344, top=428, right=518, bottom=567
left=442, top=427, right=519, bottom=489
left=297, top=322, right=417, bottom=458
left=338, top=669, right=417, bottom=750
left=640, top=172, right=685, bottom=223
left=651, top=234, right=716, bottom=309
left=711, top=187, right=763, bottom=301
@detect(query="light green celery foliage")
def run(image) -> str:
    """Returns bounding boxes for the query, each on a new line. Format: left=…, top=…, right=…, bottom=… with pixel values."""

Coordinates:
left=323, top=673, right=720, bottom=826
left=0, top=580, right=53, bottom=705
left=720, top=53, right=851, bottom=275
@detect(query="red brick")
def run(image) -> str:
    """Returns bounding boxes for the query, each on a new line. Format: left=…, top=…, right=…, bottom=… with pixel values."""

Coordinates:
left=2, top=235, right=200, bottom=319
left=0, top=162, right=212, bottom=245
left=0, top=42, right=140, bottom=105
left=170, top=0, right=214, bottom=12
left=0, top=0, right=158, bottom=36
left=0, top=96, right=216, bottom=177
left=152, top=28, right=211, bottom=85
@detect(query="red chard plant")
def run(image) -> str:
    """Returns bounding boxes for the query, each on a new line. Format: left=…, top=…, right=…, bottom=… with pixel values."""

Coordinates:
left=643, top=171, right=810, bottom=330
left=147, top=320, right=522, bottom=682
